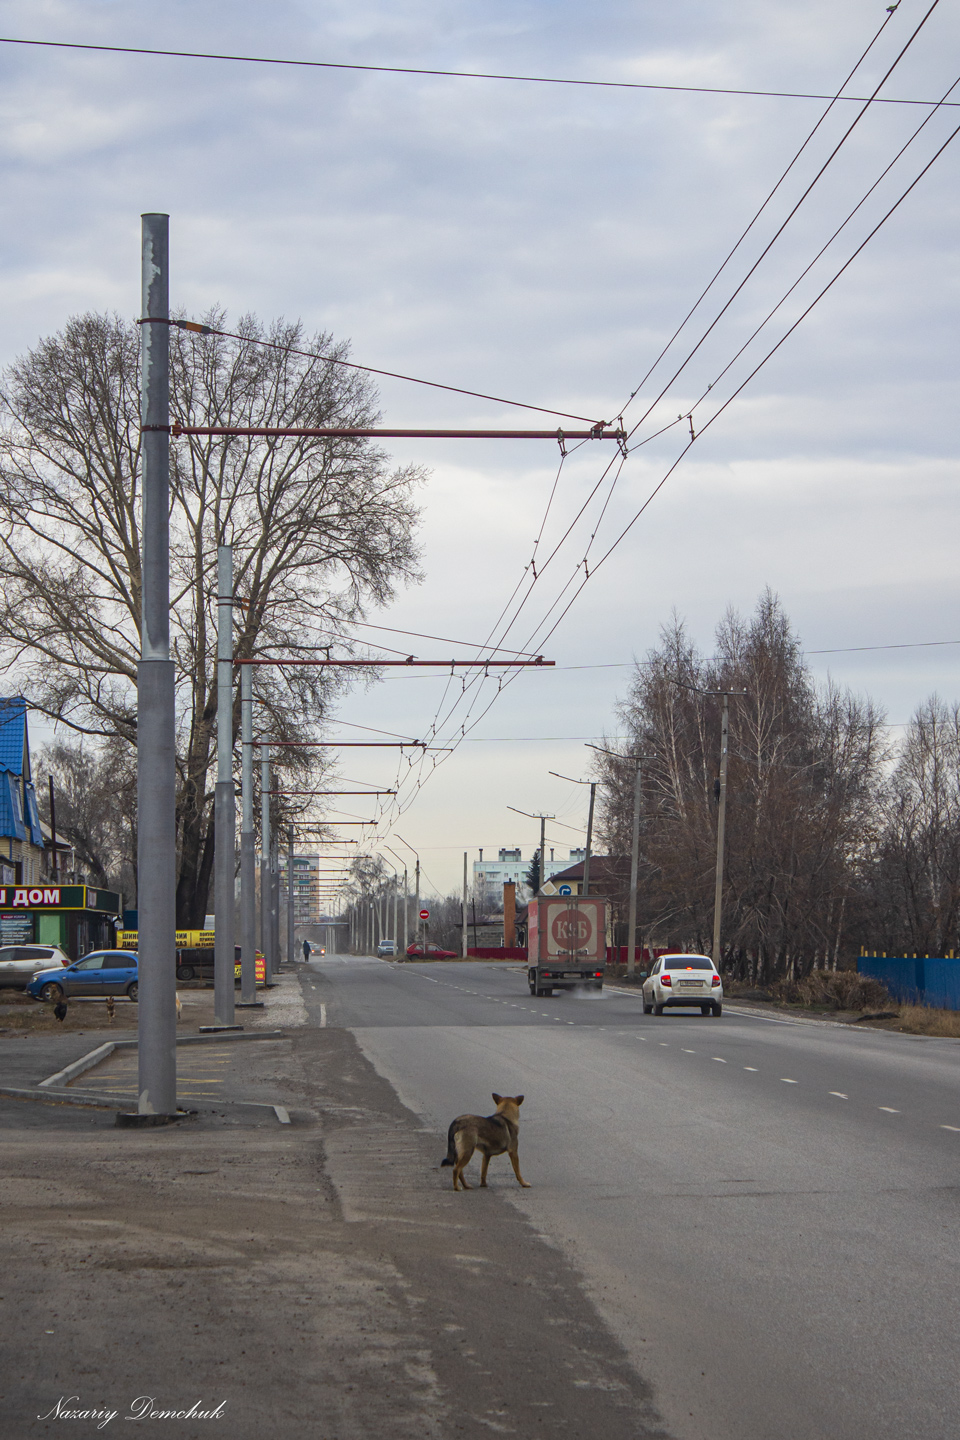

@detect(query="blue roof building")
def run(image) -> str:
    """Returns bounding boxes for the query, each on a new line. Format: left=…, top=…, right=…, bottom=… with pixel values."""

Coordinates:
left=0, top=697, right=46, bottom=880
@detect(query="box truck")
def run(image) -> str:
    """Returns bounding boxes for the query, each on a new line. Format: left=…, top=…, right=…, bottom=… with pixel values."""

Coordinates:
left=526, top=896, right=608, bottom=996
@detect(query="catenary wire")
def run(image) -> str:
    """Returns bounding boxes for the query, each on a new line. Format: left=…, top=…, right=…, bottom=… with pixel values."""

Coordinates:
left=622, top=0, right=945, bottom=443
left=1, top=31, right=954, bottom=108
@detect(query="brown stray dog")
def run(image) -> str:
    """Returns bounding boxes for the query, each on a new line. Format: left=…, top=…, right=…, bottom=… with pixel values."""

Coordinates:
left=441, top=1093, right=530, bottom=1191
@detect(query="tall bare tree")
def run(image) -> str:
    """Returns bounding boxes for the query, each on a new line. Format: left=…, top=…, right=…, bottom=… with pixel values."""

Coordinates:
left=598, top=592, right=887, bottom=979
left=0, top=311, right=423, bottom=924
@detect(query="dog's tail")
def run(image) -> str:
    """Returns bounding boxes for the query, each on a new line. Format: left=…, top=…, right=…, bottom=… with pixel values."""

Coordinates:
left=440, top=1118, right=459, bottom=1167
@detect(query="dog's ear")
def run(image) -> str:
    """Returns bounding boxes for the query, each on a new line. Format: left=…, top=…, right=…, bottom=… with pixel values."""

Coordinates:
left=492, top=1093, right=503, bottom=1105
left=515, top=1095, right=524, bottom=1106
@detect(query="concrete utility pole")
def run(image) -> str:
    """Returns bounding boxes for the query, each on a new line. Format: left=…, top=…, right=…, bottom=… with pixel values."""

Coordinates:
left=270, top=831, right=280, bottom=969
left=462, top=852, right=468, bottom=957
left=712, top=693, right=730, bottom=969
left=671, top=680, right=747, bottom=969
left=239, top=663, right=257, bottom=1004
left=627, top=762, right=643, bottom=976
left=137, top=212, right=177, bottom=1117
left=287, top=827, right=295, bottom=966
left=583, top=783, right=597, bottom=896
left=213, top=545, right=236, bottom=1024
left=260, top=745, right=272, bottom=982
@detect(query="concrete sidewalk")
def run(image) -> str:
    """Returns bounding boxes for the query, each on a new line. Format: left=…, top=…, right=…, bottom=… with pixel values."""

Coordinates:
left=1, top=966, right=668, bottom=1440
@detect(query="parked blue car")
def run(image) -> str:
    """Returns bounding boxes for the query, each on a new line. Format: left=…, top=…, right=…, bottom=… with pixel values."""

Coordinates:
left=26, top=950, right=139, bottom=1003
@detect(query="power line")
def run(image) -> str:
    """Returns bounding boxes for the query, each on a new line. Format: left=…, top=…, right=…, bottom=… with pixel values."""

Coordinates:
left=2, top=33, right=954, bottom=108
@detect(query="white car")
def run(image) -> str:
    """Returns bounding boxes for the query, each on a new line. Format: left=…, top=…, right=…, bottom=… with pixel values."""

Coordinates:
left=0, top=944, right=72, bottom=990
left=642, top=953, right=723, bottom=1016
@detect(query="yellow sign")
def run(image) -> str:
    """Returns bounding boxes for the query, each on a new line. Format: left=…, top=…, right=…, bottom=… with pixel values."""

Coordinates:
left=118, top=930, right=216, bottom=949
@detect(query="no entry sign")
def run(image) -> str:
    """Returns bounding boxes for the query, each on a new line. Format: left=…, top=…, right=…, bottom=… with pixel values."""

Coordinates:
left=419, top=908, right=430, bottom=920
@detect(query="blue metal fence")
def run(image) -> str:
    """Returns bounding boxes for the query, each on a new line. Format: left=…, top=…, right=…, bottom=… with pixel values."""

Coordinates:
left=857, top=955, right=960, bottom=1010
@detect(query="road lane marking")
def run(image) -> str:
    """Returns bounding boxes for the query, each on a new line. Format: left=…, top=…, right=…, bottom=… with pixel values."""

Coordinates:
left=879, top=1107, right=900, bottom=1113
left=781, top=1078, right=798, bottom=1084
left=829, top=1091, right=848, bottom=1099
left=744, top=1066, right=758, bottom=1072
left=682, top=1048, right=696, bottom=1053
left=941, top=1125, right=960, bottom=1131
left=659, top=1042, right=669, bottom=1047
left=319, top=1003, right=326, bottom=1028
left=712, top=1057, right=726, bottom=1063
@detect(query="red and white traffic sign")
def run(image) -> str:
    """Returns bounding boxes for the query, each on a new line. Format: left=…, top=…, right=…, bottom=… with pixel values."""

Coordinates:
left=419, top=908, right=430, bottom=920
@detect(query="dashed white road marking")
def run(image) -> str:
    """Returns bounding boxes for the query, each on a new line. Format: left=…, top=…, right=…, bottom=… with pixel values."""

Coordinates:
left=941, top=1125, right=960, bottom=1132
left=879, top=1106, right=900, bottom=1114
left=829, top=1091, right=848, bottom=1099
left=682, top=1048, right=696, bottom=1053
left=319, top=1003, right=326, bottom=1028
left=712, top=1057, right=727, bottom=1063
left=744, top=1066, right=758, bottom=1072
left=781, top=1078, right=798, bottom=1084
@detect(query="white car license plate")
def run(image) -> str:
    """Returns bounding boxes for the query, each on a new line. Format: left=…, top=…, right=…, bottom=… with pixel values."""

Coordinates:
left=679, top=980, right=702, bottom=987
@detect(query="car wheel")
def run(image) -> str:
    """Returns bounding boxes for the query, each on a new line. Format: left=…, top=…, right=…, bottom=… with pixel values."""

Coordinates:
left=127, top=982, right=139, bottom=1002
left=642, top=1000, right=653, bottom=1014
left=40, top=982, right=64, bottom=1002
left=701, top=1005, right=711, bottom=1015
left=176, top=964, right=195, bottom=981
left=653, top=1002, right=664, bottom=1016
left=712, top=1003, right=722, bottom=1017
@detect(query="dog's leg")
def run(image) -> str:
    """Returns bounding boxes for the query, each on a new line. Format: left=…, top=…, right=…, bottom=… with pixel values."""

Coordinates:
left=453, top=1141, right=474, bottom=1190
left=508, top=1149, right=531, bottom=1188
left=479, top=1153, right=490, bottom=1187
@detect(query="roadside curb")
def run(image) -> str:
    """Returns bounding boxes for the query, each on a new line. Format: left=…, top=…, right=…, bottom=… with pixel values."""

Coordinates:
left=37, top=1029, right=286, bottom=1090
left=0, top=1081, right=301, bottom=1124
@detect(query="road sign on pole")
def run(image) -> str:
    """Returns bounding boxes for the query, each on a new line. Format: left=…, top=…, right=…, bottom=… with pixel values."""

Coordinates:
left=419, top=909, right=429, bottom=920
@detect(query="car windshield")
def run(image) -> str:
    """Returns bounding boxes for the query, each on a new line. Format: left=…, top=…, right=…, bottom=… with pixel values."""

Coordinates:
left=664, top=958, right=714, bottom=971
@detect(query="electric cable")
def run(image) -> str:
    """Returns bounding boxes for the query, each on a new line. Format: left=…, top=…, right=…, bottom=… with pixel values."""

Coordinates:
left=2, top=31, right=953, bottom=108
left=622, top=0, right=945, bottom=443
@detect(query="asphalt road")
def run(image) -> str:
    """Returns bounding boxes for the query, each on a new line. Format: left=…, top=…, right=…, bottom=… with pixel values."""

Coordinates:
left=307, top=956, right=960, bottom=1440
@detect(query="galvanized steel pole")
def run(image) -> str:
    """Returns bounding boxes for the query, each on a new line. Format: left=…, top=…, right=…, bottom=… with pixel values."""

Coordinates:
left=287, top=826, right=295, bottom=966
left=239, top=663, right=256, bottom=1002
left=137, top=213, right=177, bottom=1117
left=213, top=545, right=236, bottom=1024
left=626, top=762, right=642, bottom=976
left=260, top=744, right=271, bottom=982
left=270, top=833, right=280, bottom=968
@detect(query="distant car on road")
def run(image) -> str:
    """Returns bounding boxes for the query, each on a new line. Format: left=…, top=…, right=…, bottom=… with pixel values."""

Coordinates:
left=0, top=944, right=71, bottom=990
left=26, top=950, right=139, bottom=1003
left=405, top=942, right=458, bottom=961
left=642, top=954, right=722, bottom=1016
left=376, top=940, right=396, bottom=958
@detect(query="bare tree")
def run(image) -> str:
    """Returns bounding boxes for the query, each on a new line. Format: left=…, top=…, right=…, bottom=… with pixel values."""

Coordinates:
left=861, top=697, right=960, bottom=956
left=0, top=311, right=423, bottom=924
left=598, top=592, right=887, bottom=979
left=36, top=738, right=137, bottom=898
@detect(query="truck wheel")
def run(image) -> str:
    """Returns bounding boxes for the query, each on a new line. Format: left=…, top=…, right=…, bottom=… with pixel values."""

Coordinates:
left=177, top=964, right=195, bottom=981
left=536, top=986, right=552, bottom=998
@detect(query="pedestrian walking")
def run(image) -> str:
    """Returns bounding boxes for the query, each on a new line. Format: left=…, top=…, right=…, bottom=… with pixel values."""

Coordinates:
left=302, top=939, right=312, bottom=962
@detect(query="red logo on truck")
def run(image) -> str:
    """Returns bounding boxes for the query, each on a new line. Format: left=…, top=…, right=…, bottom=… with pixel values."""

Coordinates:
left=551, top=910, right=592, bottom=947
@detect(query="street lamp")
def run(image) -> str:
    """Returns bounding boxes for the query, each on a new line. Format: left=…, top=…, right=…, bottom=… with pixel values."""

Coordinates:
left=548, top=772, right=597, bottom=895
left=506, top=806, right=555, bottom=894
left=586, top=744, right=652, bottom=977
left=395, top=835, right=423, bottom=951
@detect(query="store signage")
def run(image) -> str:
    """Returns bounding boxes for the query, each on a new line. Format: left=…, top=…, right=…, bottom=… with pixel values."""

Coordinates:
left=0, top=884, right=120, bottom=912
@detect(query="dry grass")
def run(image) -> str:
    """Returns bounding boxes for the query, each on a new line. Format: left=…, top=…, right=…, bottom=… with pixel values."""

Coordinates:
left=858, top=1003, right=960, bottom=1038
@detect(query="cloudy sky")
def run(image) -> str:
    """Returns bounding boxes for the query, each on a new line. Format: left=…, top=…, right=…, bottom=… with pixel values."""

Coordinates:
left=2, top=0, right=959, bottom=897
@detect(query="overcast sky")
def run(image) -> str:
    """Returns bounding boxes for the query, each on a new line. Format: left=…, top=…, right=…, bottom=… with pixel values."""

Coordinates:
left=2, top=0, right=959, bottom=898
